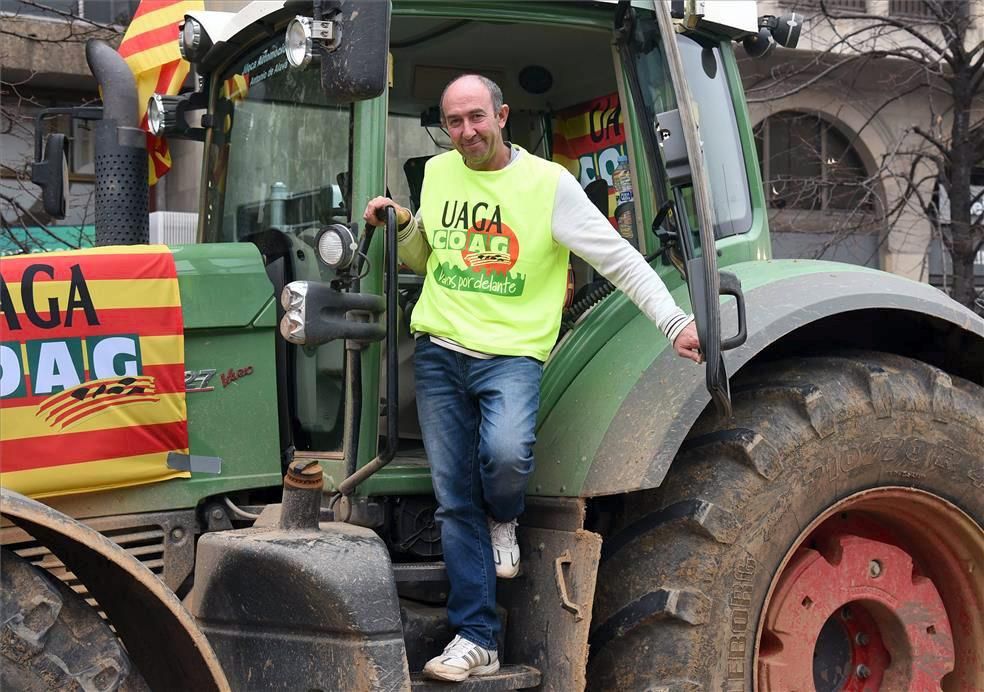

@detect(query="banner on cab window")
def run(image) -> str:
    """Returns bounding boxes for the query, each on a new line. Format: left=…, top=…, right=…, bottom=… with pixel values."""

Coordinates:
left=551, top=91, right=628, bottom=227
left=0, top=245, right=189, bottom=498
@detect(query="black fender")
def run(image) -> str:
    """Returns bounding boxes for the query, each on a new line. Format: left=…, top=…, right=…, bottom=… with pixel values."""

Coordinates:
left=0, top=489, right=230, bottom=691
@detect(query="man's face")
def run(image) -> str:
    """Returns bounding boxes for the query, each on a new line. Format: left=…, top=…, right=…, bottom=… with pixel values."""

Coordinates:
left=442, top=77, right=509, bottom=170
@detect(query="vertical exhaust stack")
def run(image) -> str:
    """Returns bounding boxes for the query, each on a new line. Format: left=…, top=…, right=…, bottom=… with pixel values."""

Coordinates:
left=85, top=40, right=149, bottom=246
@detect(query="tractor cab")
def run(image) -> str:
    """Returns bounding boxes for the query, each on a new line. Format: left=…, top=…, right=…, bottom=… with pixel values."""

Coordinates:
left=187, top=0, right=758, bottom=503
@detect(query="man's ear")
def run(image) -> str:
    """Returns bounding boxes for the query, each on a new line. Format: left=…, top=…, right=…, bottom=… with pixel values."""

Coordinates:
left=498, top=104, right=510, bottom=129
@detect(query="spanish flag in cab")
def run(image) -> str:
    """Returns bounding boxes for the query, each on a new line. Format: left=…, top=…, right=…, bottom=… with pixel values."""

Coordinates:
left=0, top=246, right=189, bottom=498
left=118, top=0, right=204, bottom=186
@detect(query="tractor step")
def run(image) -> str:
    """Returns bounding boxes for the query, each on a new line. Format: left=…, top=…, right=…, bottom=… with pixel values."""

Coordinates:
left=393, top=561, right=448, bottom=582
left=410, top=665, right=541, bottom=690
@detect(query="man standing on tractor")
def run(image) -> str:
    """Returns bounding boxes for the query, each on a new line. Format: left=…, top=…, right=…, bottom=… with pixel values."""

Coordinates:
left=364, top=74, right=701, bottom=682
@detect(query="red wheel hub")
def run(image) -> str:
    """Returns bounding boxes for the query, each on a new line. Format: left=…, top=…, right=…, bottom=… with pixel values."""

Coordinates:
left=759, top=533, right=954, bottom=690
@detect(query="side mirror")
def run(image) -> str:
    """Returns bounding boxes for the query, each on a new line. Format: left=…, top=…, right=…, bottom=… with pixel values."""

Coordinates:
left=31, top=133, right=69, bottom=219
left=317, top=0, right=391, bottom=103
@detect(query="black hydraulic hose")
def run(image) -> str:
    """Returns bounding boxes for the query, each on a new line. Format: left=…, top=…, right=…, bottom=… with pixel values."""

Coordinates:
left=336, top=207, right=399, bottom=496
left=340, top=273, right=364, bottom=478
left=85, top=40, right=138, bottom=127
left=340, top=227, right=371, bottom=479
left=355, top=222, right=376, bottom=275
left=560, top=246, right=671, bottom=334
left=561, top=280, right=617, bottom=333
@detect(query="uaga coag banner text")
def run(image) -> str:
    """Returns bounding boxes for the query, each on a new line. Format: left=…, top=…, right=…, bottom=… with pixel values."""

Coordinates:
left=0, top=246, right=189, bottom=498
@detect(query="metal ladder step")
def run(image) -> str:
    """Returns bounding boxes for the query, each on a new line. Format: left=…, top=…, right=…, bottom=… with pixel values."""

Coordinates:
left=410, top=665, right=541, bottom=690
left=393, top=561, right=448, bottom=582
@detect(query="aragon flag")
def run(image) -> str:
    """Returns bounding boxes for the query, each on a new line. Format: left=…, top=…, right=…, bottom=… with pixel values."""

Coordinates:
left=118, top=0, right=205, bottom=186
left=0, top=246, right=189, bottom=498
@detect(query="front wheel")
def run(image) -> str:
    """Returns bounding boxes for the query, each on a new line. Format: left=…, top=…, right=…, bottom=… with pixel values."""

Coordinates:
left=1, top=548, right=148, bottom=691
left=588, top=351, right=983, bottom=691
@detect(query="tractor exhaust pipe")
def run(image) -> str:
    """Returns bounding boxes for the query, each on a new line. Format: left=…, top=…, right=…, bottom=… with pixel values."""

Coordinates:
left=280, top=460, right=325, bottom=531
left=85, top=40, right=148, bottom=246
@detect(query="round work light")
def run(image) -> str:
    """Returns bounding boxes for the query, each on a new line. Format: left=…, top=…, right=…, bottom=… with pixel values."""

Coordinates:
left=316, top=224, right=358, bottom=270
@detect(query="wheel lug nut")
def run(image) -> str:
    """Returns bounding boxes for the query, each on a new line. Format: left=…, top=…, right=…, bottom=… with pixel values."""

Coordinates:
left=868, top=560, right=882, bottom=578
left=855, top=632, right=869, bottom=646
left=856, top=664, right=870, bottom=679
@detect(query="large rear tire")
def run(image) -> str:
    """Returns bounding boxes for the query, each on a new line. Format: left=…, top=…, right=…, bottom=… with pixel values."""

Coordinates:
left=1, top=548, right=148, bottom=691
left=587, top=351, right=983, bottom=691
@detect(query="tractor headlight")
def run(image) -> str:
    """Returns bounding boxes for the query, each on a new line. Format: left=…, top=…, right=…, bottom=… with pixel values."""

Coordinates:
left=280, top=281, right=309, bottom=344
left=281, top=280, right=308, bottom=311
left=148, top=94, right=176, bottom=136
left=316, top=224, right=358, bottom=270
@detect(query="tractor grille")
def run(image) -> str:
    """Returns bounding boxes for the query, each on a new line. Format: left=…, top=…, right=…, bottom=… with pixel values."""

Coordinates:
left=11, top=525, right=164, bottom=612
left=1, top=509, right=197, bottom=613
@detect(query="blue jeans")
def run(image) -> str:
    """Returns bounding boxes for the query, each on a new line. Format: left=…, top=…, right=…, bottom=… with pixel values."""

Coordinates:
left=414, top=337, right=542, bottom=650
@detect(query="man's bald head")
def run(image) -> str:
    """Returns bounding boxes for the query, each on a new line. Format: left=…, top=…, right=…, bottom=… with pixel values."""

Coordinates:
left=439, top=74, right=503, bottom=122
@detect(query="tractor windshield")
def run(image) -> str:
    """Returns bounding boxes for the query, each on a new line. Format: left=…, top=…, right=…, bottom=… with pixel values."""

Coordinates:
left=201, top=33, right=353, bottom=454
left=202, top=38, right=352, bottom=244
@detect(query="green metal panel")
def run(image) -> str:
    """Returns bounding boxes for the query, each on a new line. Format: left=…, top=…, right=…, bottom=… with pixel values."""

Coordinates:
left=182, top=324, right=281, bottom=485
left=532, top=260, right=880, bottom=496
left=171, top=243, right=277, bottom=329
left=534, top=282, right=691, bottom=496
left=351, top=92, right=388, bottom=478
left=357, top=466, right=435, bottom=496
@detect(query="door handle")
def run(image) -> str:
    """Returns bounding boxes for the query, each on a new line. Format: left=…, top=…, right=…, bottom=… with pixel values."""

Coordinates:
left=719, top=271, right=747, bottom=351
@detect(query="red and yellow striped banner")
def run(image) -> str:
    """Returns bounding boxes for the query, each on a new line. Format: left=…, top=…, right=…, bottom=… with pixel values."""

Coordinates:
left=118, top=0, right=205, bottom=185
left=0, top=245, right=189, bottom=498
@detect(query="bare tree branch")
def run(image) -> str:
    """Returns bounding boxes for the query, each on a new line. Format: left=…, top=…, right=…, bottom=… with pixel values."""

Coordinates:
left=816, top=2, right=947, bottom=58
left=754, top=1, right=983, bottom=313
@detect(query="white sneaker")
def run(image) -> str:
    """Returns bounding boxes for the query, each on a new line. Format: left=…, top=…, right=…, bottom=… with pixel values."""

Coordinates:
left=489, top=517, right=520, bottom=579
left=423, top=635, right=500, bottom=681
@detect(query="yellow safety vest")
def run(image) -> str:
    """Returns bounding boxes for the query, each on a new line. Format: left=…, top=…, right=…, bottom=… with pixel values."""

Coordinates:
left=411, top=147, right=569, bottom=361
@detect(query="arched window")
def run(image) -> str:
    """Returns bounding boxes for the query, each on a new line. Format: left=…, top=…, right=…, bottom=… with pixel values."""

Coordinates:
left=754, top=112, right=872, bottom=212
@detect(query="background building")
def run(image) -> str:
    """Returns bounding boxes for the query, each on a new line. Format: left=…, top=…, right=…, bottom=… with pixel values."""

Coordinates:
left=0, top=0, right=200, bottom=254
left=744, top=0, right=983, bottom=303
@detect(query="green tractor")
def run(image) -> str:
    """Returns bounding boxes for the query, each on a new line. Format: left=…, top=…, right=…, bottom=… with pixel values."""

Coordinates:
left=3, top=1, right=982, bottom=690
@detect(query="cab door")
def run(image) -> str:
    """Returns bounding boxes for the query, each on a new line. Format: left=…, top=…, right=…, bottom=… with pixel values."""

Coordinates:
left=614, top=0, right=747, bottom=416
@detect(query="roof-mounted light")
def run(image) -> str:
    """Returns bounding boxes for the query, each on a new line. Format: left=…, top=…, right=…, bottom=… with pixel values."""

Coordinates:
left=285, top=16, right=338, bottom=70
left=179, top=16, right=212, bottom=63
left=744, top=12, right=801, bottom=58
